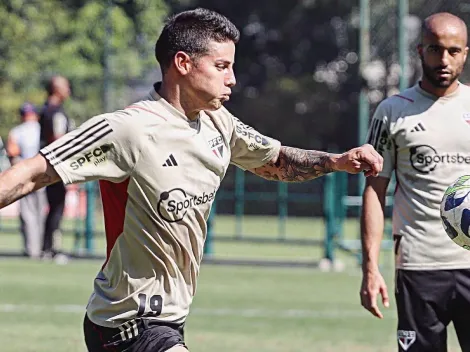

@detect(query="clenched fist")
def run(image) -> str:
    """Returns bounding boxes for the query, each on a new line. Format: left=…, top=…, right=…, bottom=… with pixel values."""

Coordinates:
left=331, top=144, right=383, bottom=177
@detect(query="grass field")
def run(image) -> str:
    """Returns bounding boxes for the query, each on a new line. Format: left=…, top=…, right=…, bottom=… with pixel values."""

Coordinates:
left=0, top=215, right=462, bottom=351
left=0, top=215, right=393, bottom=267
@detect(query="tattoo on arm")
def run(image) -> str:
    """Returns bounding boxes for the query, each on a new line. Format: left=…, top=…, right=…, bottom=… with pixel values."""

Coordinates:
left=0, top=155, right=60, bottom=208
left=251, top=146, right=335, bottom=182
left=32, top=160, right=59, bottom=190
left=0, top=181, right=25, bottom=208
left=0, top=163, right=29, bottom=208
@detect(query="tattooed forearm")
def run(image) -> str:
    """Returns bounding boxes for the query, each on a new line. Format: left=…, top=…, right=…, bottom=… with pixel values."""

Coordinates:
left=0, top=181, right=26, bottom=208
left=0, top=163, right=30, bottom=208
left=0, top=154, right=60, bottom=208
left=33, top=171, right=56, bottom=188
left=251, top=146, right=336, bottom=182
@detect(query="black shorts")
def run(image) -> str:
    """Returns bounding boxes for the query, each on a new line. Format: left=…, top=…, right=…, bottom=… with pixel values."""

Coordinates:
left=395, top=269, right=470, bottom=352
left=83, top=314, right=187, bottom=352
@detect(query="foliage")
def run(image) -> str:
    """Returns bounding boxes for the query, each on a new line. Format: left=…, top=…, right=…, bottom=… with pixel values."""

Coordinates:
left=167, top=0, right=362, bottom=150
left=0, top=0, right=168, bottom=138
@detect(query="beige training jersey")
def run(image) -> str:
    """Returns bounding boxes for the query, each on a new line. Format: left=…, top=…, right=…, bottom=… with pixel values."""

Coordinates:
left=367, top=83, right=470, bottom=270
left=40, top=83, right=280, bottom=327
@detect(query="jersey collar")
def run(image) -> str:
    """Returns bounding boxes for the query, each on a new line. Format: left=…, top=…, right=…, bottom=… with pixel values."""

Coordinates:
left=149, top=82, right=202, bottom=124
left=416, top=81, right=462, bottom=102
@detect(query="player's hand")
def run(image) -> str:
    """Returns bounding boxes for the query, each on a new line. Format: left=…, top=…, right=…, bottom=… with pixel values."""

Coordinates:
left=360, top=269, right=390, bottom=319
left=332, top=144, right=383, bottom=177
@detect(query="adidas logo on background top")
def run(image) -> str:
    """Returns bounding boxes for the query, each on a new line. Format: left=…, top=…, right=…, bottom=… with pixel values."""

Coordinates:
left=410, top=122, right=426, bottom=132
left=162, top=154, right=178, bottom=167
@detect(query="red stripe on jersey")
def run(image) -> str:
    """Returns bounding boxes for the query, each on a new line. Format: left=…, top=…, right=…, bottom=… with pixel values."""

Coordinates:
left=125, top=105, right=168, bottom=121
left=99, top=178, right=130, bottom=269
left=395, top=95, right=414, bottom=103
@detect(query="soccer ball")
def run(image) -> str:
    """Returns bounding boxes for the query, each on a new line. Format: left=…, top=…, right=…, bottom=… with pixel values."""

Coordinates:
left=440, top=175, right=470, bottom=250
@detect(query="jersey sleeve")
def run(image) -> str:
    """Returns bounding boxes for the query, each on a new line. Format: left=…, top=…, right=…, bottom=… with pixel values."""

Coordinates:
left=229, top=116, right=281, bottom=170
left=40, top=111, right=141, bottom=184
left=366, top=101, right=396, bottom=178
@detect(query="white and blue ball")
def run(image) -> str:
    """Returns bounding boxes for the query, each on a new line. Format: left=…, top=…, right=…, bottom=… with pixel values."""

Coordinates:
left=440, top=175, right=470, bottom=250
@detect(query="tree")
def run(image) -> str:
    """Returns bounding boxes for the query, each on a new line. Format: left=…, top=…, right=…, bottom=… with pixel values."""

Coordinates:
left=167, top=0, right=361, bottom=152
left=0, top=0, right=168, bottom=138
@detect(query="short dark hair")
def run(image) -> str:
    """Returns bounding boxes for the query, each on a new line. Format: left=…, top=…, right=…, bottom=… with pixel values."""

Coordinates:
left=155, top=8, right=240, bottom=73
left=45, top=78, right=54, bottom=96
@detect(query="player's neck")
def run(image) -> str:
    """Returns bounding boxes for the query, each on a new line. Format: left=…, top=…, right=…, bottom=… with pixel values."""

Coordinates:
left=419, top=79, right=459, bottom=98
left=47, top=95, right=63, bottom=106
left=157, top=82, right=200, bottom=121
left=22, top=115, right=37, bottom=123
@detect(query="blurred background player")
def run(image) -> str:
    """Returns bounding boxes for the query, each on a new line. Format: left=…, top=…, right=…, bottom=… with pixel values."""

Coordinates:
left=360, top=12, right=470, bottom=352
left=6, top=103, right=46, bottom=259
left=40, top=75, right=72, bottom=259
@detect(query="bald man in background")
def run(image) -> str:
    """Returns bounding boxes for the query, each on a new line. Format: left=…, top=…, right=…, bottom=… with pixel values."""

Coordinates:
left=360, top=12, right=470, bottom=351
left=40, top=75, right=73, bottom=259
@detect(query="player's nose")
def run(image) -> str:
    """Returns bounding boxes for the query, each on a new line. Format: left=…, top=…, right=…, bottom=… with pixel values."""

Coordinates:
left=225, top=69, right=236, bottom=87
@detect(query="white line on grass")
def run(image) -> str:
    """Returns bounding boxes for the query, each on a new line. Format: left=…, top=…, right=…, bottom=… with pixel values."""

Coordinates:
left=0, top=304, right=373, bottom=319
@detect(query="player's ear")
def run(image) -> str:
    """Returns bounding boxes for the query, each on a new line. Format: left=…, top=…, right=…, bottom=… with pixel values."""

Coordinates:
left=174, top=51, right=193, bottom=76
left=417, top=44, right=423, bottom=56
left=464, top=46, right=468, bottom=61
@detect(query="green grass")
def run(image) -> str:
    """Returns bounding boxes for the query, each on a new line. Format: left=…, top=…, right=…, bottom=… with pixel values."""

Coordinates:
left=0, top=215, right=393, bottom=268
left=0, top=215, right=460, bottom=351
left=0, top=259, right=462, bottom=352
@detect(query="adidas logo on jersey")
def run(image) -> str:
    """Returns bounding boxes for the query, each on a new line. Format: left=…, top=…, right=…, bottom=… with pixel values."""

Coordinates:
left=162, top=154, right=178, bottom=167
left=410, top=122, right=426, bottom=132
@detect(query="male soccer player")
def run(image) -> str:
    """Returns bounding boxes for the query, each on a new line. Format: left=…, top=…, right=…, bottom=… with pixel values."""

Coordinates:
left=360, top=12, right=470, bottom=352
left=0, top=9, right=382, bottom=352
left=40, top=75, right=73, bottom=258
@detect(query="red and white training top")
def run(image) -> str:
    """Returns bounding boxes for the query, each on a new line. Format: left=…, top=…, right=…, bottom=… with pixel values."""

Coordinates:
left=366, top=83, right=470, bottom=270
left=40, top=83, right=280, bottom=328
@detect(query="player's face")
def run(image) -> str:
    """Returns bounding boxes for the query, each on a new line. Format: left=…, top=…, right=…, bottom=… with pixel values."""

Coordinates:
left=56, top=77, right=71, bottom=100
left=186, top=40, right=236, bottom=111
left=419, top=30, right=468, bottom=88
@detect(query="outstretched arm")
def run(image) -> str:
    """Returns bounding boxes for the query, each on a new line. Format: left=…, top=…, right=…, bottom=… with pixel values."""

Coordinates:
left=0, top=154, right=61, bottom=208
left=250, top=144, right=382, bottom=182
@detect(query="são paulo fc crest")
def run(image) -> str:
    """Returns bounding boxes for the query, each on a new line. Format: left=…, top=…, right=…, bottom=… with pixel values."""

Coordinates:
left=463, top=112, right=470, bottom=125
left=397, top=330, right=416, bottom=351
left=208, top=135, right=224, bottom=159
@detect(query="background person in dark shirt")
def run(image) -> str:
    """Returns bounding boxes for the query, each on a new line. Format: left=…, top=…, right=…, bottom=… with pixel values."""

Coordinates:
left=40, top=75, right=72, bottom=259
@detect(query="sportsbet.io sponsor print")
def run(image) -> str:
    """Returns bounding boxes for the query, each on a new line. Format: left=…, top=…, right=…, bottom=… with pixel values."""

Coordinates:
left=410, top=144, right=470, bottom=174
left=157, top=188, right=216, bottom=222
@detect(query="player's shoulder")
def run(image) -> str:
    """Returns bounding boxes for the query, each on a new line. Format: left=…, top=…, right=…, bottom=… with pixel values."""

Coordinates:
left=8, top=125, right=21, bottom=138
left=101, top=99, right=167, bottom=136
left=52, top=110, right=68, bottom=121
left=458, top=82, right=470, bottom=96
left=119, top=99, right=168, bottom=125
left=374, top=86, right=421, bottom=121
left=380, top=86, right=418, bottom=109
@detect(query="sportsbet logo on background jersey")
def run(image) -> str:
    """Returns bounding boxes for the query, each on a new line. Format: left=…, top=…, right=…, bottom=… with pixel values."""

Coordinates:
left=157, top=188, right=216, bottom=222
left=410, top=144, right=470, bottom=173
